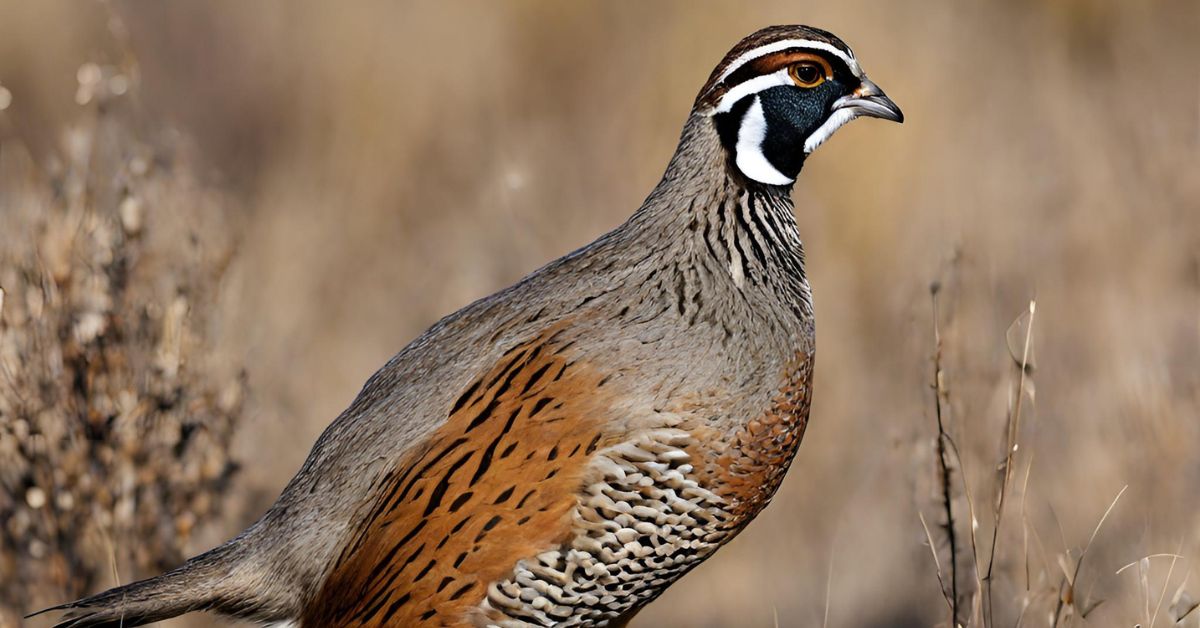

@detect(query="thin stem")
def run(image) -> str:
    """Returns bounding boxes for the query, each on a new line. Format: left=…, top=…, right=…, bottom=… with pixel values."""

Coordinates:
left=931, top=285, right=960, bottom=625
left=986, top=300, right=1037, bottom=626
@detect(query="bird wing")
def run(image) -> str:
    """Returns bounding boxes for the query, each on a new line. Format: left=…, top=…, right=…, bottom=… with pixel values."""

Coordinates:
left=302, top=324, right=626, bottom=626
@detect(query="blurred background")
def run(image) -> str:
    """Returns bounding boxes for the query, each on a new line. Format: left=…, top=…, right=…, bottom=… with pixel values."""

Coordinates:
left=1, top=1, right=1197, bottom=626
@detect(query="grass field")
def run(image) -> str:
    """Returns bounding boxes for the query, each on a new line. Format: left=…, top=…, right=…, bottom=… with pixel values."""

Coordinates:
left=1, top=1, right=1198, bottom=626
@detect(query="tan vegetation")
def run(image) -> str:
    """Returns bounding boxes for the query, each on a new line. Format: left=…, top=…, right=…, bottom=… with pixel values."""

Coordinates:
left=1, top=1, right=1197, bottom=626
left=0, top=53, right=244, bottom=626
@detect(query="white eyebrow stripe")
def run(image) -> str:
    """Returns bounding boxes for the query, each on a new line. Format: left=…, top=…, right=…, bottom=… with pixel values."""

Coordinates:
left=716, top=39, right=862, bottom=84
left=714, top=69, right=792, bottom=113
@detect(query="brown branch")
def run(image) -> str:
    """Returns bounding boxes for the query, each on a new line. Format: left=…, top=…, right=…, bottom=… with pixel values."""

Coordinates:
left=930, top=281, right=962, bottom=626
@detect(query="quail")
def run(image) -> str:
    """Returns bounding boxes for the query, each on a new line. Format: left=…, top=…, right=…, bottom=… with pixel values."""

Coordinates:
left=36, top=24, right=902, bottom=628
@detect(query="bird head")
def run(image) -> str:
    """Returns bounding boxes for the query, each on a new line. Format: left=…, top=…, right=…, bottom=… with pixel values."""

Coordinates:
left=697, top=25, right=903, bottom=187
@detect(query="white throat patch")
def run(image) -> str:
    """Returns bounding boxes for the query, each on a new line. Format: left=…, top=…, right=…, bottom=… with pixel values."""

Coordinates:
left=734, top=96, right=793, bottom=186
left=802, top=107, right=859, bottom=154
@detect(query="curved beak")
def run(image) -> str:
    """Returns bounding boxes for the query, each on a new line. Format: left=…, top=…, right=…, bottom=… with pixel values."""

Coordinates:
left=833, top=78, right=904, bottom=123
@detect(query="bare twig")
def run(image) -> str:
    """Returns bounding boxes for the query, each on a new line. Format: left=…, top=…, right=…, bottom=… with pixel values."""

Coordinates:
left=1150, top=547, right=1182, bottom=628
left=951, top=432, right=985, bottom=627
left=986, top=300, right=1037, bottom=626
left=1055, top=485, right=1128, bottom=623
left=1113, top=550, right=1190, bottom=627
left=931, top=283, right=961, bottom=625
left=1020, top=455, right=1035, bottom=593
left=1115, top=555, right=1188, bottom=576
left=922, top=511, right=957, bottom=620
left=1075, top=485, right=1128, bottom=592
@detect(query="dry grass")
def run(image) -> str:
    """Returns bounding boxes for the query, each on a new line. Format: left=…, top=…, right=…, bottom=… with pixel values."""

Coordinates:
left=0, top=47, right=244, bottom=625
left=1, top=1, right=1198, bottom=626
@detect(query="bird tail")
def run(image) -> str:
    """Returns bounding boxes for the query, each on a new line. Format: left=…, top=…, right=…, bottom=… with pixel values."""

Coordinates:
left=28, top=544, right=256, bottom=628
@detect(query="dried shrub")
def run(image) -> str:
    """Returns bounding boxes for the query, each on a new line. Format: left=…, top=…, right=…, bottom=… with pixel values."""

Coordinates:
left=0, top=73, right=244, bottom=623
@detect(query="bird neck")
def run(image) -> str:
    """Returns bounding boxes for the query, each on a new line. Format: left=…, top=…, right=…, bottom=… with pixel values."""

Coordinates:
left=629, top=114, right=810, bottom=304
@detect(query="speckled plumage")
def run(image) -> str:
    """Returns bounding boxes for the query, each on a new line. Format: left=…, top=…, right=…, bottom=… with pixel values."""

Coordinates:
left=40, top=24, right=902, bottom=628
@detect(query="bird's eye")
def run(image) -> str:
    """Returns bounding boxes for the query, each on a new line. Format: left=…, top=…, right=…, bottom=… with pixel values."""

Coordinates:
left=788, top=62, right=826, bottom=88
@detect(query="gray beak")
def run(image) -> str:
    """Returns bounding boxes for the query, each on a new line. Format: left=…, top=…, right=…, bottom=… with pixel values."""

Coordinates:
left=832, top=78, right=904, bottom=123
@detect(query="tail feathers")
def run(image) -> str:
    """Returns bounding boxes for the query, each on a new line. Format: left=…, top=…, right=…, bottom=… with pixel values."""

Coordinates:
left=28, top=547, right=247, bottom=628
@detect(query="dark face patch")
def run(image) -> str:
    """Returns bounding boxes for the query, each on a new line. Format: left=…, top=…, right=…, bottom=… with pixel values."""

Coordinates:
left=756, top=78, right=851, bottom=178
left=714, top=97, right=753, bottom=153
left=713, top=71, right=854, bottom=183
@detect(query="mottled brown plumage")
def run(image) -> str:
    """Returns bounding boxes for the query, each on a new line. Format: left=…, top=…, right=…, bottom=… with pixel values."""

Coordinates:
left=38, top=24, right=901, bottom=627
left=308, top=327, right=616, bottom=625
